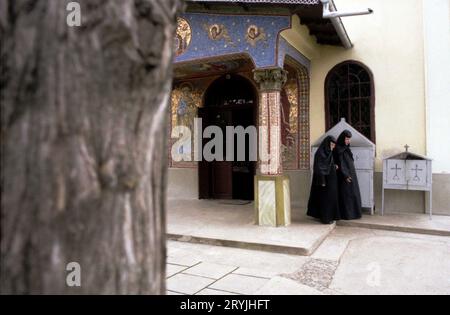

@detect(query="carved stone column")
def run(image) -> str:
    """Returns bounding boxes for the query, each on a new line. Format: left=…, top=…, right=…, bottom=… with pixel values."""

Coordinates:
left=253, top=68, right=291, bottom=227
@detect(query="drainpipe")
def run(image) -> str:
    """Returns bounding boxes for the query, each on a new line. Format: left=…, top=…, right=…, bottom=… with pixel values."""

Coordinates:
left=321, top=0, right=374, bottom=49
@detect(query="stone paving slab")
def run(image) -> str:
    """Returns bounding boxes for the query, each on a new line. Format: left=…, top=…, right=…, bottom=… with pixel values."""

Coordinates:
left=166, top=290, right=185, bottom=295
left=166, top=264, right=189, bottom=278
left=311, top=227, right=376, bottom=261
left=255, top=277, right=323, bottom=295
left=183, top=262, right=238, bottom=280
left=196, top=288, right=238, bottom=295
left=167, top=240, right=309, bottom=275
left=166, top=255, right=202, bottom=267
left=209, top=274, right=269, bottom=295
left=232, top=267, right=277, bottom=279
left=167, top=273, right=216, bottom=295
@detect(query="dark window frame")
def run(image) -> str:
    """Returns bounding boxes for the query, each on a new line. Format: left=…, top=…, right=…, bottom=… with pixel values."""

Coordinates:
left=325, top=60, right=376, bottom=143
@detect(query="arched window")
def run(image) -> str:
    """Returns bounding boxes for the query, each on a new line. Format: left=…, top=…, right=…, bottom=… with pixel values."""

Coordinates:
left=325, top=61, right=375, bottom=142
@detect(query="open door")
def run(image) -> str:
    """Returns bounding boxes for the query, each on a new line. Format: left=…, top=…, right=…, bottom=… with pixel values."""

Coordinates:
left=198, top=74, right=256, bottom=200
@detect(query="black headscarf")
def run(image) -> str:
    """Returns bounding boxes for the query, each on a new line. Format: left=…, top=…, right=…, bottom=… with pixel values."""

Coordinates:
left=336, top=129, right=353, bottom=158
left=314, top=135, right=337, bottom=177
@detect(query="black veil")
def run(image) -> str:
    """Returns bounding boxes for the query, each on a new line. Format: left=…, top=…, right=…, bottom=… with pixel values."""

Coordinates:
left=313, top=135, right=337, bottom=179
left=336, top=130, right=353, bottom=157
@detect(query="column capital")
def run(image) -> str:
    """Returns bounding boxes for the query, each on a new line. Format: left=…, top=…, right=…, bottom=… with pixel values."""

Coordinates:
left=253, top=68, right=288, bottom=92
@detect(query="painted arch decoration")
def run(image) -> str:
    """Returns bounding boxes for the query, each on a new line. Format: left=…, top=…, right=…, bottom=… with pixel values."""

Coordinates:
left=171, top=13, right=312, bottom=170
left=281, top=62, right=311, bottom=170
left=174, top=13, right=291, bottom=68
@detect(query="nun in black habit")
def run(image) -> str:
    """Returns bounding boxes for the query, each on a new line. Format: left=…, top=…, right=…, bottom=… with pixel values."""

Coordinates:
left=334, top=130, right=362, bottom=220
left=307, top=136, right=340, bottom=224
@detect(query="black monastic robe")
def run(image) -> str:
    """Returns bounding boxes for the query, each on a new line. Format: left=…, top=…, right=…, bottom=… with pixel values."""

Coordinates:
left=334, top=130, right=362, bottom=220
left=307, top=136, right=340, bottom=224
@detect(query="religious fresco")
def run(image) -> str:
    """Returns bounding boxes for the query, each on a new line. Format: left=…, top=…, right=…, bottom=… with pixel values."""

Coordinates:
left=278, top=62, right=311, bottom=171
left=174, top=13, right=291, bottom=68
left=245, top=25, right=268, bottom=48
left=175, top=17, right=192, bottom=57
left=171, top=82, right=200, bottom=127
left=174, top=56, right=251, bottom=79
left=203, top=23, right=236, bottom=47
left=281, top=65, right=300, bottom=170
left=169, top=80, right=208, bottom=168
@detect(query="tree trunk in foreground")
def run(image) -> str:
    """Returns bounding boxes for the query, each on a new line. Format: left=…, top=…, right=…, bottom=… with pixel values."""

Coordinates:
left=0, top=0, right=182, bottom=294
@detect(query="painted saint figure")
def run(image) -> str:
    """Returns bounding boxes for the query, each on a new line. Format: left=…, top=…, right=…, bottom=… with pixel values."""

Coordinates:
left=334, top=130, right=362, bottom=220
left=307, top=136, right=340, bottom=224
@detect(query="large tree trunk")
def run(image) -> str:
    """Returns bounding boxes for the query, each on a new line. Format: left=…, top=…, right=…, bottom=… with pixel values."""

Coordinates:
left=0, top=0, right=182, bottom=294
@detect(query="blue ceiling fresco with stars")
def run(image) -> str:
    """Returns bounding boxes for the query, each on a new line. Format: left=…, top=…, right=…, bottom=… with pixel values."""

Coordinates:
left=174, top=13, right=292, bottom=68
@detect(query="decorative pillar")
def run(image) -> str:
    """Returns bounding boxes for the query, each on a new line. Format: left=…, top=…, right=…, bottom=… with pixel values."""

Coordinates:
left=253, top=68, right=291, bottom=227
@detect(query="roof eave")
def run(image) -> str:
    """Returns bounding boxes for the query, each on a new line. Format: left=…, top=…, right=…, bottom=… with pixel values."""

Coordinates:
left=184, top=0, right=353, bottom=49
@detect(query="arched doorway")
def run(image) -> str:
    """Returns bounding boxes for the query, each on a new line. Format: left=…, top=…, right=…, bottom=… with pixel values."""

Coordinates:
left=198, top=74, right=257, bottom=200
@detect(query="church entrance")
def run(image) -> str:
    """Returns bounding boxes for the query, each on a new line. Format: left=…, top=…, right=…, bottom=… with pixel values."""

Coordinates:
left=198, top=74, right=257, bottom=201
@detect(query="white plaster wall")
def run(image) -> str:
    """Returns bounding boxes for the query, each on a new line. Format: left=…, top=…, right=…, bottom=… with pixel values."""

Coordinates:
left=283, top=0, right=428, bottom=172
left=423, top=0, right=450, bottom=174
left=168, top=168, right=199, bottom=200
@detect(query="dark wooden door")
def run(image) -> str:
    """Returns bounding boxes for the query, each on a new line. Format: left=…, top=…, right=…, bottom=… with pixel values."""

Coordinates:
left=210, top=110, right=233, bottom=199
left=198, top=108, right=210, bottom=199
left=198, top=108, right=233, bottom=199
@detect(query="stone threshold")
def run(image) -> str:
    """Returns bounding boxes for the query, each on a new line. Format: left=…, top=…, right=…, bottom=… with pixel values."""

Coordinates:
left=337, top=220, right=450, bottom=236
left=167, top=230, right=333, bottom=256
left=336, top=213, right=450, bottom=237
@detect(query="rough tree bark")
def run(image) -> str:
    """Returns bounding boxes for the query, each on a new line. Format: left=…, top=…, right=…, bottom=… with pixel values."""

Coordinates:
left=0, top=0, right=182, bottom=294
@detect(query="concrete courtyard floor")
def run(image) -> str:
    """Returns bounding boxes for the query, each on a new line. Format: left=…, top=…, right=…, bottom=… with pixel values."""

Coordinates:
left=166, top=199, right=450, bottom=295
left=166, top=227, right=450, bottom=295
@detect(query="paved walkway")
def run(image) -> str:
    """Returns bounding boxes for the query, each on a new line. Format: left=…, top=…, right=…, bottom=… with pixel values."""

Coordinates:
left=166, top=227, right=450, bottom=295
left=166, top=200, right=450, bottom=294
